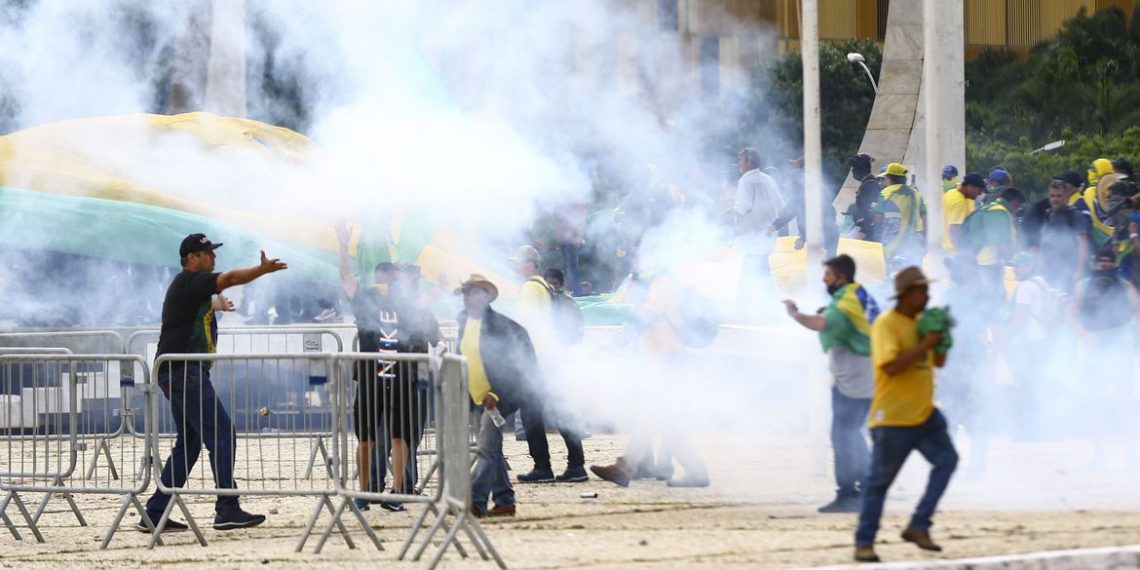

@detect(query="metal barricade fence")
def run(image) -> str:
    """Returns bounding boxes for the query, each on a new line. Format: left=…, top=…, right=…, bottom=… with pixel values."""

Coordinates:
left=146, top=352, right=345, bottom=549
left=306, top=352, right=441, bottom=554
left=0, top=353, right=152, bottom=549
left=0, top=330, right=126, bottom=355
left=126, top=327, right=346, bottom=478
left=398, top=354, right=504, bottom=569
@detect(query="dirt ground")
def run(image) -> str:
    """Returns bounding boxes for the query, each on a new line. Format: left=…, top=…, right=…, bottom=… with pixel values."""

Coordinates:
left=4, top=433, right=1140, bottom=569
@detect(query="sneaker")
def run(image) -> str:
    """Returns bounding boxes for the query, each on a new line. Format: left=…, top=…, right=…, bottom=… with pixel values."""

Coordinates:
left=555, top=466, right=589, bottom=483
left=487, top=504, right=516, bottom=517
left=352, top=498, right=370, bottom=511
left=590, top=463, right=631, bottom=487
left=517, top=467, right=555, bottom=483
left=854, top=545, right=880, bottom=562
left=213, top=508, right=266, bottom=531
left=666, top=474, right=710, bottom=488
left=900, top=527, right=942, bottom=552
left=469, top=505, right=484, bottom=518
left=378, top=500, right=406, bottom=512
left=136, top=512, right=188, bottom=533
left=818, top=496, right=861, bottom=513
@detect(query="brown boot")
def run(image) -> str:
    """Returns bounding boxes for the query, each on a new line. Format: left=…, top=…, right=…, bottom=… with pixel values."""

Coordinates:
left=590, top=458, right=632, bottom=487
left=854, top=545, right=880, bottom=562
left=901, top=527, right=942, bottom=551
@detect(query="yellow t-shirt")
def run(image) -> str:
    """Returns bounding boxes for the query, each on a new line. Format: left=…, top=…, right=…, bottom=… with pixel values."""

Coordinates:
left=868, top=309, right=934, bottom=428
left=640, top=277, right=685, bottom=355
left=517, top=277, right=554, bottom=351
left=941, top=188, right=975, bottom=253
left=462, top=318, right=494, bottom=405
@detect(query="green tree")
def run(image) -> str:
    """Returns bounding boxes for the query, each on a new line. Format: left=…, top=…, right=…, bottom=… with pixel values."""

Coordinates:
left=715, top=38, right=881, bottom=189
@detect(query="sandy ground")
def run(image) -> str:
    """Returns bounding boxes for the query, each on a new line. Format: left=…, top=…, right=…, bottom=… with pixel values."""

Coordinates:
left=4, top=432, right=1140, bottom=569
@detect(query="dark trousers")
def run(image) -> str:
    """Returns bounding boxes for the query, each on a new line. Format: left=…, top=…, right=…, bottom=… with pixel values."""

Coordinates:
left=367, top=403, right=426, bottom=494
left=521, top=401, right=584, bottom=471
left=146, top=366, right=240, bottom=514
left=831, top=387, right=871, bottom=498
left=561, top=241, right=582, bottom=296
left=855, top=409, right=958, bottom=546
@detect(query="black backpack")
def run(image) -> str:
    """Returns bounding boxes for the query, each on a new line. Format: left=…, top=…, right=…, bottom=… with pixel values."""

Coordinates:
left=529, top=277, right=585, bottom=343
left=1079, top=274, right=1132, bottom=331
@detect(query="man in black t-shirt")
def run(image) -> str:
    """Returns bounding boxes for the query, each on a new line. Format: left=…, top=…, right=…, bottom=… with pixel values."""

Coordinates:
left=335, top=222, right=441, bottom=512
left=141, top=233, right=286, bottom=534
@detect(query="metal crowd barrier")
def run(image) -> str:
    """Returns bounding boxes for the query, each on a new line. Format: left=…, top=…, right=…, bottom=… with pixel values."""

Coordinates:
left=399, top=355, right=503, bottom=568
left=0, top=330, right=126, bottom=355
left=0, top=353, right=152, bottom=549
left=127, top=327, right=345, bottom=478
left=146, top=352, right=343, bottom=549
left=302, top=353, right=437, bottom=553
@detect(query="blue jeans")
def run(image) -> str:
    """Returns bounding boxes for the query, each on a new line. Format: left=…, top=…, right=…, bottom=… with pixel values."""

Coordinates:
left=471, top=405, right=516, bottom=512
left=855, top=409, right=958, bottom=546
left=831, top=387, right=871, bottom=498
left=146, top=365, right=240, bottom=514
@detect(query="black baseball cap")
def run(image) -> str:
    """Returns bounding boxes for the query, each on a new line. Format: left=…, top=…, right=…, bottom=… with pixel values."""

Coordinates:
left=179, top=233, right=223, bottom=257
left=1058, top=171, right=1083, bottom=187
left=960, top=172, right=986, bottom=189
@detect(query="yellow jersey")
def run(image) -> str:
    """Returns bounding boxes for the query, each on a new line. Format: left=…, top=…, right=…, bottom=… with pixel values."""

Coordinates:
left=941, top=188, right=975, bottom=253
left=869, top=309, right=935, bottom=428
left=461, top=318, right=495, bottom=405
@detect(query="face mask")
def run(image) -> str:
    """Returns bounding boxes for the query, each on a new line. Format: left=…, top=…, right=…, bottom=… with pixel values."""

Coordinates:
left=1093, top=268, right=1116, bottom=279
left=826, top=281, right=843, bottom=296
left=370, top=283, right=390, bottom=295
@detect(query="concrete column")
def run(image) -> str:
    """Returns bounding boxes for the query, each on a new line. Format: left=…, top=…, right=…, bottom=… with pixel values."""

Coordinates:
left=203, top=0, right=247, bottom=117
left=801, top=0, right=824, bottom=266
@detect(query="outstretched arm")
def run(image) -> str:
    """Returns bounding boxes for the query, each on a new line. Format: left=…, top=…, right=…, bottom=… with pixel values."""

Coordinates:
left=782, top=300, right=825, bottom=331
left=335, top=220, right=358, bottom=300
left=216, top=251, right=287, bottom=292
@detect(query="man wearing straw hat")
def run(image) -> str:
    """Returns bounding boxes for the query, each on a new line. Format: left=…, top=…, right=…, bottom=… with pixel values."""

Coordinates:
left=455, top=274, right=538, bottom=517
left=854, top=267, right=958, bottom=563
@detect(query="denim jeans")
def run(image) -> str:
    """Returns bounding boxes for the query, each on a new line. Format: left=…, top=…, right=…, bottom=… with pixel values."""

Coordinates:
left=146, top=365, right=240, bottom=514
left=471, top=405, right=516, bottom=512
left=855, top=409, right=958, bottom=546
left=831, top=387, right=871, bottom=498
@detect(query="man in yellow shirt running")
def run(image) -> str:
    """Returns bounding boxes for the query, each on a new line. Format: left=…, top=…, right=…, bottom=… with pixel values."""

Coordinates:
left=854, top=267, right=958, bottom=563
left=942, top=172, right=983, bottom=254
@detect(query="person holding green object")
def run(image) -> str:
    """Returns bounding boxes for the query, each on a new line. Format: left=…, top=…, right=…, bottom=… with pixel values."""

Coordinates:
left=854, top=266, right=957, bottom=563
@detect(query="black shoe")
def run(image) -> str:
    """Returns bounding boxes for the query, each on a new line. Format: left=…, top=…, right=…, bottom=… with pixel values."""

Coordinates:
left=555, top=466, right=589, bottom=483
left=379, top=500, right=406, bottom=512
left=136, top=512, right=188, bottom=533
left=213, top=508, right=266, bottom=531
left=517, top=467, right=555, bottom=483
left=818, top=496, right=861, bottom=513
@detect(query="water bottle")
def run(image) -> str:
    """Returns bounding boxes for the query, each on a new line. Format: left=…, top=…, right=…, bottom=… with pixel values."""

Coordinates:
left=488, top=407, right=506, bottom=428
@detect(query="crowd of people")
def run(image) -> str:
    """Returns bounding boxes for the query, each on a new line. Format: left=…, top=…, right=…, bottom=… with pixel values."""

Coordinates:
left=135, top=143, right=1139, bottom=564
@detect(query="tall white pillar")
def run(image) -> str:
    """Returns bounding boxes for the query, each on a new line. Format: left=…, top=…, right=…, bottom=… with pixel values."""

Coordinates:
left=801, top=0, right=823, bottom=267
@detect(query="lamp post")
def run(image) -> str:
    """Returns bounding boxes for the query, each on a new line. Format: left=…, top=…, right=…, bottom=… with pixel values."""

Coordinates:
left=846, top=52, right=878, bottom=92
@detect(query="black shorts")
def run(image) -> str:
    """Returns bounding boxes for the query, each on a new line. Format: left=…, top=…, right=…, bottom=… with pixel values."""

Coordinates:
left=352, top=360, right=427, bottom=443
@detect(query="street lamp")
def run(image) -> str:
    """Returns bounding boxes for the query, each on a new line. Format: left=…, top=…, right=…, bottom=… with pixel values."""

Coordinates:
left=847, top=52, right=878, bottom=93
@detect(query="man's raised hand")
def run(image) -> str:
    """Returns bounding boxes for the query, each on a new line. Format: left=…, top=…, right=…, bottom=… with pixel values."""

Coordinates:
left=260, top=250, right=288, bottom=273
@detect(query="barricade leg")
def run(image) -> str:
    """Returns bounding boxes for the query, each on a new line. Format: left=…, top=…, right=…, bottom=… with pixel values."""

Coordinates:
left=101, top=493, right=158, bottom=549
left=84, top=436, right=121, bottom=481
left=148, top=494, right=206, bottom=549
left=2, top=490, right=45, bottom=543
left=313, top=497, right=381, bottom=554
left=303, top=436, right=334, bottom=479
left=0, top=491, right=22, bottom=540
left=296, top=495, right=357, bottom=553
left=32, top=476, right=87, bottom=527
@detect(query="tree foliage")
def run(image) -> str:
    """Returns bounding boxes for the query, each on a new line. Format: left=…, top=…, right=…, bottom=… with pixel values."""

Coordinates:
left=716, top=38, right=881, bottom=189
